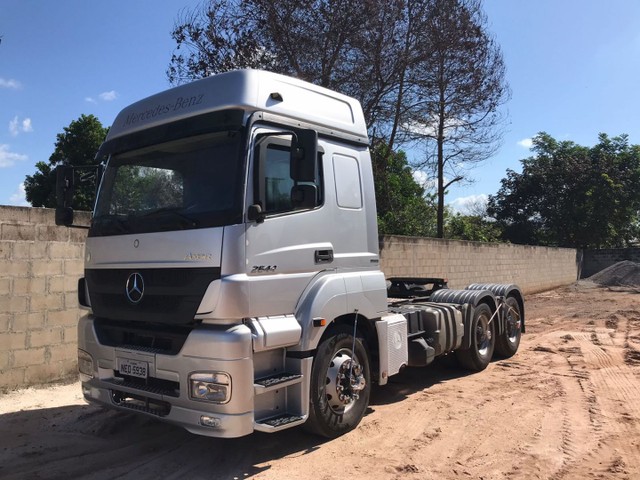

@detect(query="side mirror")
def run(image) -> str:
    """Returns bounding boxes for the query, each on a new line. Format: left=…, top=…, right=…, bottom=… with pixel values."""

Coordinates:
left=55, top=164, right=101, bottom=228
left=247, top=204, right=265, bottom=223
left=55, top=166, right=75, bottom=226
left=291, top=184, right=317, bottom=210
left=55, top=207, right=74, bottom=226
left=290, top=129, right=318, bottom=182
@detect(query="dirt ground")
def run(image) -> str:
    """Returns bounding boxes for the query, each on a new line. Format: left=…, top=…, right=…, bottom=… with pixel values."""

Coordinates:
left=2, top=282, right=640, bottom=480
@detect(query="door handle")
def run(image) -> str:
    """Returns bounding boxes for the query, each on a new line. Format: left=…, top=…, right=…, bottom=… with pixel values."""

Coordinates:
left=314, top=249, right=334, bottom=264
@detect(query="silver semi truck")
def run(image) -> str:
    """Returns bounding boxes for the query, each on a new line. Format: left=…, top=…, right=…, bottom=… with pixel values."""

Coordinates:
left=56, top=69, right=524, bottom=439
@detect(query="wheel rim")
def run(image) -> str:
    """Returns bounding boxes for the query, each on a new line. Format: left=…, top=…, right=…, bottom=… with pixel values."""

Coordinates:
left=476, top=312, right=493, bottom=356
left=325, top=347, right=366, bottom=414
left=506, top=302, right=521, bottom=344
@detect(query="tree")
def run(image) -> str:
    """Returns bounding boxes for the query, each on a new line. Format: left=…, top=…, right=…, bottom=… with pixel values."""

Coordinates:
left=24, top=114, right=108, bottom=210
left=487, top=133, right=640, bottom=248
left=168, top=0, right=420, bottom=149
left=373, top=145, right=438, bottom=237
left=167, top=0, right=508, bottom=238
left=168, top=0, right=432, bottom=234
left=406, top=0, right=510, bottom=238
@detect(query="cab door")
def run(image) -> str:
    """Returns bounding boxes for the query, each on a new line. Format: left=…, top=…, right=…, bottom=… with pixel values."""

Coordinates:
left=244, top=125, right=334, bottom=316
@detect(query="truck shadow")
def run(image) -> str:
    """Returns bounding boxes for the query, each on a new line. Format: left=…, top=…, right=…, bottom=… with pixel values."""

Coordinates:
left=370, top=355, right=473, bottom=407
left=0, top=359, right=475, bottom=480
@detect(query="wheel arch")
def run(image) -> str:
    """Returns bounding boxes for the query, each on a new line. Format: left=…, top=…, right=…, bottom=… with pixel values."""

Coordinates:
left=292, top=271, right=387, bottom=352
left=310, top=312, right=376, bottom=377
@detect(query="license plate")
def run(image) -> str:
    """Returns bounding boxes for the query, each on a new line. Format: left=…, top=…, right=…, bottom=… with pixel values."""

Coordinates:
left=118, top=358, right=148, bottom=379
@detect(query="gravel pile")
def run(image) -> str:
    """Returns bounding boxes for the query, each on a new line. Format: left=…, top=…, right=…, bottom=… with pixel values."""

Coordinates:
left=588, top=260, right=640, bottom=287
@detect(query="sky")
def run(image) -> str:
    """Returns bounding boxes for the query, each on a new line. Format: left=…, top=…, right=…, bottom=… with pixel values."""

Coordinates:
left=2, top=1, right=640, bottom=212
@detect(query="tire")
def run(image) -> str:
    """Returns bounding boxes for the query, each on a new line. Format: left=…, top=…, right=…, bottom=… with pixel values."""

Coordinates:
left=494, top=296, right=522, bottom=358
left=455, top=303, right=495, bottom=372
left=305, top=327, right=371, bottom=438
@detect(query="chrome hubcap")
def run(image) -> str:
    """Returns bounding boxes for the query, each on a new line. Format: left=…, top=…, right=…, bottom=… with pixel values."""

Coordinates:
left=476, top=314, right=492, bottom=355
left=325, top=348, right=366, bottom=414
left=506, top=305, right=521, bottom=343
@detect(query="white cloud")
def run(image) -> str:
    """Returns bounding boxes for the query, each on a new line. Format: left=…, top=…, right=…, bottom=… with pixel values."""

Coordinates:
left=22, top=118, right=33, bottom=133
left=9, top=183, right=29, bottom=206
left=517, top=138, right=533, bottom=149
left=403, top=117, right=464, bottom=138
left=99, top=90, right=118, bottom=101
left=86, top=90, right=118, bottom=103
left=412, top=169, right=429, bottom=187
left=9, top=117, right=18, bottom=136
left=448, top=194, right=488, bottom=215
left=0, top=78, right=22, bottom=89
left=412, top=169, right=441, bottom=191
left=9, top=116, right=33, bottom=136
left=0, top=144, right=28, bottom=167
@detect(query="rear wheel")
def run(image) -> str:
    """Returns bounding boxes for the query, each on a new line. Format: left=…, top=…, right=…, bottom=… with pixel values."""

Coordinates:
left=305, top=328, right=371, bottom=438
left=495, top=296, right=522, bottom=358
left=456, top=303, right=495, bottom=371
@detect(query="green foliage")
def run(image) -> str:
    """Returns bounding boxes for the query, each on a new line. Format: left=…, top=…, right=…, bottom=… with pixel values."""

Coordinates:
left=372, top=144, right=438, bottom=237
left=24, top=114, right=108, bottom=210
left=446, top=213, right=503, bottom=242
left=488, top=133, right=640, bottom=248
left=23, top=161, right=55, bottom=208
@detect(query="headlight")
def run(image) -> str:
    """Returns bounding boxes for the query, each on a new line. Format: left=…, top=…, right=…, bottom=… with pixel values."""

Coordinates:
left=189, top=372, right=231, bottom=404
left=78, top=349, right=94, bottom=378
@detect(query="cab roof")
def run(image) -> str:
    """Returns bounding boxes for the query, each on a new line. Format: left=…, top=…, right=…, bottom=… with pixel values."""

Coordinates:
left=106, top=69, right=369, bottom=143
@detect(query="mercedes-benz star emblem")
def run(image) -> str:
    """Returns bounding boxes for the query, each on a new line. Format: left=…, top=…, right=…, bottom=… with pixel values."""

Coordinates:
left=125, top=273, right=144, bottom=304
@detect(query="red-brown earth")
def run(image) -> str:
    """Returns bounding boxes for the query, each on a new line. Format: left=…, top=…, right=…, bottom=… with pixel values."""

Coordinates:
left=2, top=282, right=640, bottom=479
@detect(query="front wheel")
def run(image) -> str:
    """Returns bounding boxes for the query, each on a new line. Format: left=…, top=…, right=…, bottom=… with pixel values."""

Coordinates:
left=456, top=303, right=495, bottom=372
left=305, top=328, right=371, bottom=438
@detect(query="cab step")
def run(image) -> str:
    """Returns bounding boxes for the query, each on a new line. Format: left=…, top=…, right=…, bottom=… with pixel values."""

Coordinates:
left=254, top=372, right=302, bottom=395
left=254, top=413, right=306, bottom=432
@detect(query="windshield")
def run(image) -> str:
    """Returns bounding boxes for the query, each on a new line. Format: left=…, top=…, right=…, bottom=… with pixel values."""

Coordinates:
left=91, top=131, right=243, bottom=236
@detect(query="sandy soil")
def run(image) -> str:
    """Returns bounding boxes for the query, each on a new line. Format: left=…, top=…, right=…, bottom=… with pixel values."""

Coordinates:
left=2, top=282, right=640, bottom=480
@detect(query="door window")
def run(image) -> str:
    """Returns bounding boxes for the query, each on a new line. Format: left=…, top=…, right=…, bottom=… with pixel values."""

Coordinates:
left=253, top=134, right=323, bottom=215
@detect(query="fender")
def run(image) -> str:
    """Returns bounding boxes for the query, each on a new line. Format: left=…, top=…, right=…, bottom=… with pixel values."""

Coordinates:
left=429, top=288, right=498, bottom=350
left=291, top=270, right=387, bottom=352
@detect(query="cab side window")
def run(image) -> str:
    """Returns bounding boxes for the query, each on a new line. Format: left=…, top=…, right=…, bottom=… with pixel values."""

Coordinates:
left=263, top=144, right=294, bottom=212
left=254, top=134, right=323, bottom=215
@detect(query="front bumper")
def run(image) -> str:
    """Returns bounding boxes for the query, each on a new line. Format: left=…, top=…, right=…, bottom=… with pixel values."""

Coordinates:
left=78, top=315, right=256, bottom=438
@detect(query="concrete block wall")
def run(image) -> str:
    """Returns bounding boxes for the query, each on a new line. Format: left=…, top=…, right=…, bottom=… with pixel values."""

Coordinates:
left=580, top=248, right=640, bottom=278
left=0, top=206, right=89, bottom=391
left=379, top=235, right=578, bottom=294
left=0, top=206, right=579, bottom=391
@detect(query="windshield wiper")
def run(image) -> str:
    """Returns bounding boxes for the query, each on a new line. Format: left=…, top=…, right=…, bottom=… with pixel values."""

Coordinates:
left=92, top=214, right=131, bottom=234
left=140, top=207, right=199, bottom=227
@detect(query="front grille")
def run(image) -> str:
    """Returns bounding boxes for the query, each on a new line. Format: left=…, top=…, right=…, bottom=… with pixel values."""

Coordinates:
left=108, top=375, right=180, bottom=397
left=95, top=318, right=191, bottom=355
left=111, top=390, right=171, bottom=417
left=86, top=267, right=221, bottom=325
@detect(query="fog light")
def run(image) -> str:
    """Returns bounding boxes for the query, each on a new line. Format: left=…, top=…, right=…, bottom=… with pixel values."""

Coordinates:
left=200, top=415, right=222, bottom=428
left=189, top=372, right=231, bottom=404
left=78, top=349, right=94, bottom=378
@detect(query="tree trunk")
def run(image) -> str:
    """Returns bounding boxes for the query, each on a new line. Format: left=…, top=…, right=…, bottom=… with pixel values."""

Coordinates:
left=436, top=64, right=446, bottom=238
left=437, top=139, right=445, bottom=238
